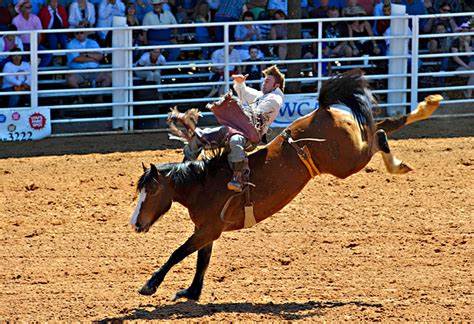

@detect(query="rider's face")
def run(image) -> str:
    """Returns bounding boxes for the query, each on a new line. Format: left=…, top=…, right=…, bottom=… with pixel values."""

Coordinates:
left=261, top=75, right=279, bottom=94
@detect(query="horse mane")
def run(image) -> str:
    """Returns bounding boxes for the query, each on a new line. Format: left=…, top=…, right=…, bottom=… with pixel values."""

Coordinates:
left=137, top=151, right=229, bottom=191
left=318, top=69, right=375, bottom=129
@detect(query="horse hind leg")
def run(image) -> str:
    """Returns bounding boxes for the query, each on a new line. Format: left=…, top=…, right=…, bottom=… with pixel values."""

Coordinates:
left=374, top=129, right=413, bottom=174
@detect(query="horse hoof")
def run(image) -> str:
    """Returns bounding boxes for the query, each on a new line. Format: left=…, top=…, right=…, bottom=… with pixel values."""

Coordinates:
left=138, top=284, right=157, bottom=296
left=398, top=162, right=414, bottom=174
left=172, top=288, right=200, bottom=302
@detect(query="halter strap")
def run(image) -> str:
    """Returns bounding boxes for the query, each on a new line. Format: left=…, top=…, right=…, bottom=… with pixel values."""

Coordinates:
left=281, top=129, right=321, bottom=178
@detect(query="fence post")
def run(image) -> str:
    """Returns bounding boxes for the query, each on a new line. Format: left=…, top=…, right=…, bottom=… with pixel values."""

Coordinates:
left=127, top=28, right=134, bottom=131
left=30, top=30, right=38, bottom=109
left=317, top=20, right=322, bottom=92
left=387, top=4, right=408, bottom=116
left=410, top=16, right=419, bottom=113
left=112, top=17, right=129, bottom=131
left=224, top=23, right=230, bottom=93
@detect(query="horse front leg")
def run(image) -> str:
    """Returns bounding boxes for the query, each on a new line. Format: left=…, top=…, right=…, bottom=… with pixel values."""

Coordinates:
left=138, top=227, right=221, bottom=296
left=173, top=242, right=213, bottom=301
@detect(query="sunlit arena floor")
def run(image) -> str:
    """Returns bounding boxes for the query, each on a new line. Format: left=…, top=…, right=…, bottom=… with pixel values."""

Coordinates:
left=0, top=135, right=472, bottom=321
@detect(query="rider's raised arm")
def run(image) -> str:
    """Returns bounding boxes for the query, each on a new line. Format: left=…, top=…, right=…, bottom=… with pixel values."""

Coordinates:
left=233, top=81, right=263, bottom=106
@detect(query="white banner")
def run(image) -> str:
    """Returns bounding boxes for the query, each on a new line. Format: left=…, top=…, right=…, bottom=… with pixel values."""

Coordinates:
left=272, top=94, right=318, bottom=127
left=0, top=108, right=51, bottom=142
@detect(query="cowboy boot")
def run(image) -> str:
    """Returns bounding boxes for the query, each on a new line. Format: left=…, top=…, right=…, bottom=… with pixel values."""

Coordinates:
left=227, top=161, right=245, bottom=192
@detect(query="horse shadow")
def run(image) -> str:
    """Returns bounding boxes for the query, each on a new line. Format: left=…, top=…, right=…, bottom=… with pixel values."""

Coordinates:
left=96, top=299, right=383, bottom=322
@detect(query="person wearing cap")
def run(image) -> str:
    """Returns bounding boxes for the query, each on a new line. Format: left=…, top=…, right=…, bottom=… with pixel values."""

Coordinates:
left=12, top=0, right=52, bottom=66
left=66, top=27, right=111, bottom=101
left=68, top=0, right=96, bottom=28
left=13, top=0, right=45, bottom=15
left=39, top=0, right=69, bottom=51
left=2, top=48, right=31, bottom=107
left=142, top=0, right=179, bottom=61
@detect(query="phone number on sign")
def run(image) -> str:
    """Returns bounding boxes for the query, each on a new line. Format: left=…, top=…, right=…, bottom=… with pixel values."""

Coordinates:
left=1, top=131, right=33, bottom=141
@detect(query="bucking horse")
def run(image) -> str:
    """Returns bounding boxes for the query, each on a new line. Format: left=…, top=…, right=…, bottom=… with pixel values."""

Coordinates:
left=129, top=69, right=443, bottom=301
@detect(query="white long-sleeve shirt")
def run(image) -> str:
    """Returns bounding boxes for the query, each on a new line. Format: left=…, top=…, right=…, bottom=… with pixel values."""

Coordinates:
left=2, top=61, right=31, bottom=89
left=233, top=81, right=284, bottom=136
left=96, top=0, right=125, bottom=39
left=68, top=1, right=96, bottom=28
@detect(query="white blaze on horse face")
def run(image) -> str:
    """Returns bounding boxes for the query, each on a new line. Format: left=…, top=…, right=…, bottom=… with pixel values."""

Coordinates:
left=130, top=189, right=147, bottom=226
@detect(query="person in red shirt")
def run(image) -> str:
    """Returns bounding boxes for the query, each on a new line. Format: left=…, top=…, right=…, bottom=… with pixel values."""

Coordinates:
left=39, top=0, right=69, bottom=50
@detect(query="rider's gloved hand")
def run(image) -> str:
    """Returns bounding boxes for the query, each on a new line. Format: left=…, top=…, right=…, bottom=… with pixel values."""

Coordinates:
left=232, top=74, right=248, bottom=84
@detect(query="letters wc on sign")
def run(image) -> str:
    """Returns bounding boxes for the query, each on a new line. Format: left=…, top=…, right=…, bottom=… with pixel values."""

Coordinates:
left=271, top=94, right=318, bottom=127
left=0, top=108, right=51, bottom=142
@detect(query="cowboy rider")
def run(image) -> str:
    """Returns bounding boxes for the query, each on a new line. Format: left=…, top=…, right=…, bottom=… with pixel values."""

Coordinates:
left=183, top=65, right=285, bottom=192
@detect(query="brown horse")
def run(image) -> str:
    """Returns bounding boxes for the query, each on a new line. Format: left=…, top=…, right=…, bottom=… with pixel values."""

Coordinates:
left=129, top=70, right=442, bottom=301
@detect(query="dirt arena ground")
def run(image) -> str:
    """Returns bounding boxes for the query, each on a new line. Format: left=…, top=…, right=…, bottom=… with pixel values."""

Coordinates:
left=0, top=129, right=473, bottom=321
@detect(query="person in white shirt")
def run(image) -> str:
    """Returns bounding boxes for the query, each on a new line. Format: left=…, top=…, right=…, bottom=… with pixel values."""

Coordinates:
left=135, top=48, right=166, bottom=84
left=2, top=48, right=31, bottom=107
left=208, top=45, right=242, bottom=97
left=178, top=65, right=285, bottom=192
left=142, top=0, right=179, bottom=60
left=96, top=0, right=125, bottom=42
left=68, top=0, right=96, bottom=28
left=0, top=25, right=24, bottom=69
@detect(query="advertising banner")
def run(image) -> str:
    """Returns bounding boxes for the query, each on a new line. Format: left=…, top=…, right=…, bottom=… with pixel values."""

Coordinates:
left=271, top=94, right=318, bottom=127
left=0, top=108, right=51, bottom=142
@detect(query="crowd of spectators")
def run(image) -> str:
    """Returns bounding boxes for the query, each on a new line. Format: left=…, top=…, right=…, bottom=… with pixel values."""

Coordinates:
left=0, top=0, right=472, bottom=107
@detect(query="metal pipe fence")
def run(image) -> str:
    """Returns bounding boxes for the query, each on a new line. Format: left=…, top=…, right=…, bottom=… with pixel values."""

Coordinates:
left=0, top=12, right=472, bottom=136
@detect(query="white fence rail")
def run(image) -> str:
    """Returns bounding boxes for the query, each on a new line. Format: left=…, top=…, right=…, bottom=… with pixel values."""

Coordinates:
left=0, top=11, right=472, bottom=137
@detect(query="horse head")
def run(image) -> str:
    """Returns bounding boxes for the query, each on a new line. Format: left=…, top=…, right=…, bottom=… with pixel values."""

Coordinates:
left=130, top=163, right=174, bottom=233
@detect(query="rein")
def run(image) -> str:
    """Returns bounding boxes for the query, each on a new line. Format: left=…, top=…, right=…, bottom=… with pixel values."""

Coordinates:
left=281, top=129, right=324, bottom=179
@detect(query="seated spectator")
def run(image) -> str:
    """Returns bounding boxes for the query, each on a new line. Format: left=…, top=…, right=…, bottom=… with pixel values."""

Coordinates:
left=12, top=0, right=52, bottom=66
left=2, top=48, right=30, bottom=107
left=434, top=0, right=460, bottom=13
left=143, top=0, right=180, bottom=61
left=270, top=10, right=288, bottom=60
left=246, top=0, right=267, bottom=21
left=234, top=11, right=261, bottom=60
left=68, top=0, right=96, bottom=28
left=357, top=0, right=375, bottom=15
left=428, top=24, right=450, bottom=52
left=448, top=23, right=473, bottom=98
left=39, top=0, right=69, bottom=51
left=401, top=0, right=427, bottom=30
left=375, top=2, right=390, bottom=36
left=424, top=0, right=436, bottom=14
left=0, top=0, right=13, bottom=30
left=342, top=0, right=366, bottom=17
left=348, top=17, right=381, bottom=56
left=423, top=2, right=457, bottom=33
left=267, top=0, right=288, bottom=15
left=214, top=0, right=245, bottom=42
left=309, top=0, right=329, bottom=18
left=96, top=0, right=125, bottom=46
left=209, top=45, right=241, bottom=96
left=126, top=3, right=145, bottom=48
left=322, top=7, right=352, bottom=58
left=0, top=24, right=24, bottom=69
left=128, top=0, right=152, bottom=22
left=193, top=1, right=212, bottom=59
left=310, top=0, right=345, bottom=9
left=243, top=46, right=264, bottom=88
left=13, top=0, right=45, bottom=15
left=134, top=48, right=165, bottom=86
left=66, top=28, right=111, bottom=102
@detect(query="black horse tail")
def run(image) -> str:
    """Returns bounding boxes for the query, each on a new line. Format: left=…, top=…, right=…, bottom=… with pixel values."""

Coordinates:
left=318, top=69, right=375, bottom=130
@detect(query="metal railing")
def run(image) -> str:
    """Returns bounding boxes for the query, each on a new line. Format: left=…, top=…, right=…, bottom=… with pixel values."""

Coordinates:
left=0, top=11, right=472, bottom=136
